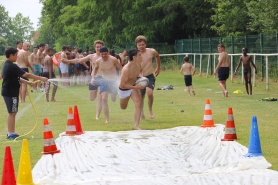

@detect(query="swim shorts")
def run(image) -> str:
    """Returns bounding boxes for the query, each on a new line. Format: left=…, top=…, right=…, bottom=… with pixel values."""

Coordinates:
left=244, top=68, right=251, bottom=75
left=118, top=87, right=133, bottom=99
left=32, top=64, right=41, bottom=75
left=184, top=75, right=192, bottom=86
left=218, top=67, right=229, bottom=81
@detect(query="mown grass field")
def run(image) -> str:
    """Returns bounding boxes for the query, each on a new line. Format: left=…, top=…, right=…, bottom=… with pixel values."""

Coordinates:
left=0, top=69, right=278, bottom=176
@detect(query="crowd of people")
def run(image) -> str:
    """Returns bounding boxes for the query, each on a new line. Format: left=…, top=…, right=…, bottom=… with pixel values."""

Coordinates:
left=1, top=34, right=257, bottom=140
left=1, top=35, right=161, bottom=140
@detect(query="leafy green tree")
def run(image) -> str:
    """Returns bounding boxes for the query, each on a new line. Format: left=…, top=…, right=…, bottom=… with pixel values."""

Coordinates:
left=9, top=13, right=34, bottom=44
left=206, top=0, right=253, bottom=36
left=0, top=37, right=8, bottom=55
left=246, top=0, right=278, bottom=33
left=0, top=5, right=11, bottom=39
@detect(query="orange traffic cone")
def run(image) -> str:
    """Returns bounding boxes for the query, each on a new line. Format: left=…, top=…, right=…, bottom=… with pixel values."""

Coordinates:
left=63, top=107, right=76, bottom=136
left=1, top=146, right=16, bottom=185
left=42, top=118, right=60, bottom=155
left=74, top=105, right=84, bottom=135
left=221, top=107, right=238, bottom=141
left=201, top=99, right=215, bottom=127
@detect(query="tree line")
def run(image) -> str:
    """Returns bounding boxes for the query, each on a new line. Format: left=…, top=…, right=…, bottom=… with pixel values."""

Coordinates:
left=1, top=0, right=278, bottom=54
left=0, top=5, right=34, bottom=55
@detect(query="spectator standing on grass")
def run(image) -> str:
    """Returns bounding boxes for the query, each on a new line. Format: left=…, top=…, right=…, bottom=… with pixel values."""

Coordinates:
left=234, top=47, right=257, bottom=95
left=180, top=56, right=196, bottom=96
left=213, top=44, right=230, bottom=97
left=2, top=47, right=48, bottom=140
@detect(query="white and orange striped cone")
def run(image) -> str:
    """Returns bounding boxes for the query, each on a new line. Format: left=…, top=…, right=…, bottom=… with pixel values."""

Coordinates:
left=221, top=107, right=238, bottom=141
left=201, top=99, right=215, bottom=127
left=63, top=107, right=76, bottom=136
left=42, top=118, right=60, bottom=155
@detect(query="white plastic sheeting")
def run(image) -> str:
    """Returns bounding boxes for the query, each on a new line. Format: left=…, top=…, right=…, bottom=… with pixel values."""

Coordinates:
left=33, top=124, right=278, bottom=185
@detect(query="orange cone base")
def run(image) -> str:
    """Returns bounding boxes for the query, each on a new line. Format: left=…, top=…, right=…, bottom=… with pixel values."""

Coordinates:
left=201, top=125, right=215, bottom=128
left=41, top=150, right=60, bottom=155
left=221, top=138, right=238, bottom=141
left=76, top=131, right=84, bottom=135
left=62, top=133, right=75, bottom=136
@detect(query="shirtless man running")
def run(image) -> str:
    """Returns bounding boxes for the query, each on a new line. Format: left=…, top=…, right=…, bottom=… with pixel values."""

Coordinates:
left=16, top=42, right=34, bottom=103
left=91, top=46, right=123, bottom=123
left=119, top=49, right=146, bottom=130
left=234, top=47, right=257, bottom=95
left=30, top=46, right=40, bottom=91
left=213, top=44, right=231, bottom=97
left=135, top=35, right=161, bottom=119
left=62, top=41, right=102, bottom=118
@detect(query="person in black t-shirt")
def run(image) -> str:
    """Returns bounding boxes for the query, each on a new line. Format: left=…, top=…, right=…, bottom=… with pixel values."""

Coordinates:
left=1, top=47, right=48, bottom=140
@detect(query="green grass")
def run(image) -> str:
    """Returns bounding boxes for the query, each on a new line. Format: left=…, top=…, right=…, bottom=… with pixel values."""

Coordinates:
left=0, top=70, right=278, bottom=177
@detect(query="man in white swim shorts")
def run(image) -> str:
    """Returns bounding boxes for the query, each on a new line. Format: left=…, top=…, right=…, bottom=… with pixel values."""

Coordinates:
left=118, top=49, right=146, bottom=130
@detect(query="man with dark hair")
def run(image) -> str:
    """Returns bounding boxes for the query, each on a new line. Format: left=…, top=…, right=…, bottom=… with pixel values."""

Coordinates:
left=38, top=44, right=46, bottom=91
left=234, top=47, right=257, bottom=95
left=30, top=46, right=40, bottom=92
left=213, top=44, right=230, bottom=97
left=2, top=47, right=48, bottom=140
left=43, top=48, right=58, bottom=102
left=60, top=45, right=69, bottom=86
left=16, top=40, right=23, bottom=50
left=67, top=45, right=76, bottom=86
left=135, top=35, right=161, bottom=119
left=119, top=49, right=145, bottom=130
left=91, top=46, right=123, bottom=123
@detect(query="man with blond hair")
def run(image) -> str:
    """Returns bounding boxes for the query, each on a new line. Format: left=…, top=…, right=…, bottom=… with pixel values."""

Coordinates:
left=16, top=42, right=34, bottom=103
left=135, top=35, right=161, bottom=119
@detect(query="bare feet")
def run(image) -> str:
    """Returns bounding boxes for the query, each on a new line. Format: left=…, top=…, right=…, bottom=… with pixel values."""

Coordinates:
left=192, top=91, right=196, bottom=95
left=149, top=111, right=155, bottom=119
left=133, top=126, right=142, bottom=130
left=95, top=116, right=99, bottom=120
left=140, top=113, right=146, bottom=120
left=105, top=120, right=109, bottom=124
left=224, top=91, right=228, bottom=97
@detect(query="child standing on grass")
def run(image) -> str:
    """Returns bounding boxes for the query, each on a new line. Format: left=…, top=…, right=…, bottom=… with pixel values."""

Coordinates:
left=180, top=56, right=196, bottom=96
left=1, top=47, right=48, bottom=140
left=234, top=47, right=257, bottom=95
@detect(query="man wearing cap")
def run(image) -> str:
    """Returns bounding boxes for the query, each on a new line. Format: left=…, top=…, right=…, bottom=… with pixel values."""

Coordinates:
left=91, top=46, right=123, bottom=123
left=62, top=40, right=103, bottom=120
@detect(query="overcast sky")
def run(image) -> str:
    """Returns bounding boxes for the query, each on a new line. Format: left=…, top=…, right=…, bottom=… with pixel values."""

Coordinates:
left=1, top=0, right=43, bottom=29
